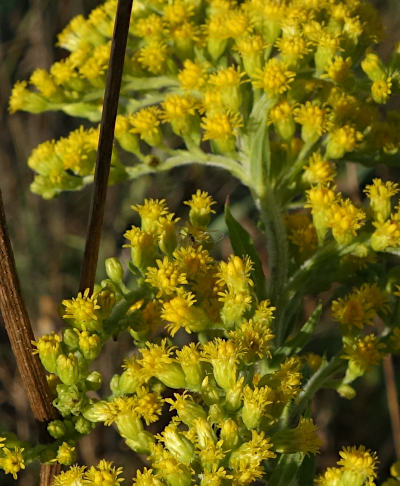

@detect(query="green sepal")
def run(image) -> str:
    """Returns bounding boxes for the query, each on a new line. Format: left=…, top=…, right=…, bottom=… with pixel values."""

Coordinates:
left=224, top=202, right=267, bottom=300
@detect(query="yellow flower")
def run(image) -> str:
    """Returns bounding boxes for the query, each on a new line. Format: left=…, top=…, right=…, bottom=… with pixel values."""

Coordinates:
left=184, top=190, right=217, bottom=228
left=123, top=226, right=157, bottom=270
left=331, top=283, right=387, bottom=332
left=275, top=34, right=311, bottom=65
left=53, top=465, right=86, bottom=486
left=133, top=14, right=164, bottom=40
left=306, top=184, right=337, bottom=242
left=217, top=255, right=254, bottom=293
left=326, top=124, right=363, bottom=159
left=131, top=198, right=168, bottom=232
left=138, top=340, right=186, bottom=388
left=324, top=56, right=353, bottom=83
left=343, top=334, right=385, bottom=376
left=83, top=459, right=124, bottom=486
left=229, top=319, right=274, bottom=362
left=161, top=292, right=210, bottom=336
left=178, top=59, right=209, bottom=91
left=0, top=446, right=25, bottom=480
left=269, top=99, right=296, bottom=141
left=163, top=0, right=195, bottom=26
left=294, top=102, right=330, bottom=143
left=326, top=198, right=365, bottom=245
left=173, top=245, right=214, bottom=279
left=134, top=386, right=164, bottom=426
left=201, top=111, right=243, bottom=142
left=161, top=93, right=199, bottom=135
left=337, top=445, right=378, bottom=483
left=364, top=178, right=399, bottom=221
left=62, top=288, right=101, bottom=329
left=241, top=385, right=274, bottom=429
left=79, top=42, right=111, bottom=83
left=202, top=338, right=242, bottom=390
left=30, top=68, right=58, bottom=98
left=303, top=152, right=336, bottom=185
left=314, top=466, right=342, bottom=486
left=372, top=77, right=392, bottom=104
left=133, top=467, right=164, bottom=486
left=272, top=417, right=322, bottom=455
left=370, top=218, right=400, bottom=252
left=146, top=257, right=188, bottom=298
left=129, top=107, right=163, bottom=146
left=137, top=41, right=169, bottom=74
left=252, top=58, right=296, bottom=97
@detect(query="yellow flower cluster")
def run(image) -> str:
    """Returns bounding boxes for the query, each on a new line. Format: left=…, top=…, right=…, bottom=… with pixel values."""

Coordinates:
left=315, top=445, right=378, bottom=486
left=9, top=0, right=400, bottom=200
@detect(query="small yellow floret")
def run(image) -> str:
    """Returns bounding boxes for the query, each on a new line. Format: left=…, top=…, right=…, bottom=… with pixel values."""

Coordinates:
left=62, top=288, right=100, bottom=324
left=201, top=111, right=243, bottom=142
left=146, top=257, right=188, bottom=298
left=129, top=107, right=162, bottom=144
left=337, top=445, right=378, bottom=482
left=252, top=58, right=296, bottom=97
left=137, top=41, right=169, bottom=74
left=372, top=77, right=392, bottom=104
left=0, top=446, right=25, bottom=480
left=178, top=60, right=209, bottom=91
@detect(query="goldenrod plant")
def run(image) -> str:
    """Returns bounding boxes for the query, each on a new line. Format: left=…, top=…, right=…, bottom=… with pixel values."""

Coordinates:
left=4, top=0, right=400, bottom=484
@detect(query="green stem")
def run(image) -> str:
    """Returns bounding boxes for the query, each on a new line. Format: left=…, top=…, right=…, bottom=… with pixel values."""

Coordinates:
left=125, top=150, right=248, bottom=185
left=291, top=355, right=346, bottom=418
left=256, top=189, right=289, bottom=344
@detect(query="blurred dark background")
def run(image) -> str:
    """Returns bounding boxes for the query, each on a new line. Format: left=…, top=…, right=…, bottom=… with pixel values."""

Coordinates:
left=0, top=0, right=399, bottom=484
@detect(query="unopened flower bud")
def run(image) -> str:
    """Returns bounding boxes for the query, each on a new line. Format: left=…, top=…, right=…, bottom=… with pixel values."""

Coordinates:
left=85, top=371, right=102, bottom=391
left=105, top=257, right=124, bottom=283
left=56, top=353, right=80, bottom=385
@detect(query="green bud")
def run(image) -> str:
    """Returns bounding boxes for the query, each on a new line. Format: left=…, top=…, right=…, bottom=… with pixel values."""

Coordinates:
left=337, top=384, right=356, bottom=400
left=193, top=418, right=216, bottom=449
left=47, top=420, right=66, bottom=439
left=34, top=333, right=62, bottom=374
left=85, top=371, right=103, bottom=391
left=118, top=368, right=141, bottom=395
left=82, top=400, right=112, bottom=423
left=125, top=431, right=155, bottom=455
left=78, top=330, right=102, bottom=361
left=105, top=257, right=124, bottom=283
left=220, top=419, right=239, bottom=450
left=201, top=376, right=222, bottom=405
left=74, top=416, right=95, bottom=435
left=62, top=328, right=79, bottom=350
left=96, top=289, right=116, bottom=320
left=156, top=363, right=187, bottom=389
left=115, top=411, right=144, bottom=441
left=54, top=384, right=88, bottom=417
left=361, top=52, right=386, bottom=81
left=56, top=353, right=80, bottom=385
left=162, top=425, right=195, bottom=464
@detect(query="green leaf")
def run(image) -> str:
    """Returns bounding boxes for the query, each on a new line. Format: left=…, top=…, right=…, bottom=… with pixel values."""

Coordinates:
left=224, top=202, right=267, bottom=300
left=268, top=452, right=305, bottom=486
